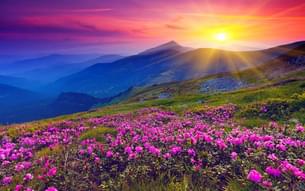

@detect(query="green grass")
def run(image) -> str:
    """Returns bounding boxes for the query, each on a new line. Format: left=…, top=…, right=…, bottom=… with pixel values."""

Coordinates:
left=236, top=118, right=269, bottom=129
left=79, top=126, right=117, bottom=142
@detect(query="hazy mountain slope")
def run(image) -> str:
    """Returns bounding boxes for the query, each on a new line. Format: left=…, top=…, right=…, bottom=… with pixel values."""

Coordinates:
left=1, top=54, right=96, bottom=73
left=47, top=46, right=182, bottom=97
left=0, top=54, right=124, bottom=84
left=0, top=75, right=41, bottom=89
left=46, top=41, right=305, bottom=98
left=149, top=41, right=305, bottom=84
left=0, top=83, right=43, bottom=105
left=139, top=41, right=192, bottom=55
left=0, top=91, right=110, bottom=124
left=113, top=42, right=305, bottom=102
left=48, top=92, right=109, bottom=116
left=80, top=54, right=124, bottom=65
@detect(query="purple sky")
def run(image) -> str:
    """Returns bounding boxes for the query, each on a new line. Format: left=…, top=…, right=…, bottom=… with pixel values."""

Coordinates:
left=1, top=0, right=305, bottom=56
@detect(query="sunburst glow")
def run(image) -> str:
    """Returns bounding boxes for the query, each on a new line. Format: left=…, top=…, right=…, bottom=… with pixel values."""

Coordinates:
left=214, top=32, right=228, bottom=41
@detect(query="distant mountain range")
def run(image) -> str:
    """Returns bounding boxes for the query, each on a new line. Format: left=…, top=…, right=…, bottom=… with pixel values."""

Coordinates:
left=0, top=87, right=110, bottom=124
left=46, top=40, right=305, bottom=98
left=0, top=54, right=123, bottom=83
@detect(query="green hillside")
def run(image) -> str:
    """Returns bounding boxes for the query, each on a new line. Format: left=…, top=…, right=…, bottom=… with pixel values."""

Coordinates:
left=1, top=66, right=305, bottom=191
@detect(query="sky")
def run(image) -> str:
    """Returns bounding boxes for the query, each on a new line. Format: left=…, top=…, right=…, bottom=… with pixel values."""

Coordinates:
left=1, top=0, right=305, bottom=56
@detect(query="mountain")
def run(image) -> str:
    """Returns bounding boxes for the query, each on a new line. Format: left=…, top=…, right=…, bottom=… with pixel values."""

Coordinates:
left=80, top=54, right=124, bottom=65
left=46, top=41, right=305, bottom=98
left=47, top=92, right=109, bottom=116
left=0, top=54, right=124, bottom=84
left=0, top=90, right=111, bottom=124
left=0, top=83, right=43, bottom=106
left=0, top=75, right=41, bottom=90
left=139, top=41, right=192, bottom=55
left=1, top=54, right=96, bottom=73
left=46, top=47, right=182, bottom=97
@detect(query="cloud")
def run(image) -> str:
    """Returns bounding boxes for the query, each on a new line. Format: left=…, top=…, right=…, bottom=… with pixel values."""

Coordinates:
left=0, top=18, right=128, bottom=39
left=165, top=24, right=186, bottom=30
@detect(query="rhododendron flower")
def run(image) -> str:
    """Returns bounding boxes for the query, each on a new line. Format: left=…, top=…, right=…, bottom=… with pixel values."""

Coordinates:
left=2, top=176, right=13, bottom=185
left=24, top=173, right=33, bottom=181
left=15, top=161, right=32, bottom=172
left=47, top=167, right=57, bottom=177
left=148, top=146, right=161, bottom=156
left=170, top=146, right=182, bottom=155
left=296, top=124, right=304, bottom=133
left=266, top=166, right=281, bottom=177
left=94, top=157, right=100, bottom=163
left=124, top=146, right=133, bottom=154
left=231, top=152, right=238, bottom=160
left=277, top=144, right=287, bottom=151
left=2, top=160, right=10, bottom=166
left=106, top=150, right=113, bottom=158
left=45, top=186, right=58, bottom=191
left=187, top=148, right=196, bottom=157
left=297, top=159, right=305, bottom=166
left=267, top=153, right=278, bottom=161
left=163, top=153, right=172, bottom=159
left=79, top=149, right=85, bottom=155
left=87, top=146, right=93, bottom=155
left=135, top=146, right=143, bottom=153
left=215, top=139, right=227, bottom=150
left=15, top=184, right=23, bottom=191
left=260, top=106, right=268, bottom=113
left=247, top=170, right=262, bottom=183
left=262, top=180, right=272, bottom=187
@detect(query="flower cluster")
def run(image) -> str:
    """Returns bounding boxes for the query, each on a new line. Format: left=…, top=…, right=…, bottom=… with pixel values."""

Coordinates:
left=0, top=121, right=87, bottom=190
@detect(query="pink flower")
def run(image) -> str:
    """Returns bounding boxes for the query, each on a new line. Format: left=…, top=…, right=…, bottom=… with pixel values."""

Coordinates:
left=94, top=157, right=100, bottom=163
left=296, top=124, right=304, bottom=133
left=267, top=153, right=278, bottom=161
left=247, top=169, right=262, bottom=183
left=87, top=146, right=93, bottom=154
left=215, top=139, right=227, bottom=150
left=170, top=146, right=182, bottom=155
left=187, top=148, right=196, bottom=157
left=15, top=161, right=32, bottom=172
left=106, top=150, right=113, bottom=158
left=231, top=152, right=238, bottom=160
left=135, top=146, right=143, bottom=154
left=15, top=185, right=23, bottom=191
left=2, top=160, right=10, bottom=166
left=2, top=176, right=13, bottom=185
left=297, top=159, right=305, bottom=166
left=47, top=167, right=57, bottom=177
left=124, top=146, right=133, bottom=154
left=262, top=180, right=272, bottom=188
left=163, top=153, right=172, bottom=159
left=45, top=186, right=58, bottom=191
left=148, top=146, right=161, bottom=156
left=266, top=166, right=281, bottom=177
left=277, top=144, right=286, bottom=151
left=24, top=173, right=33, bottom=181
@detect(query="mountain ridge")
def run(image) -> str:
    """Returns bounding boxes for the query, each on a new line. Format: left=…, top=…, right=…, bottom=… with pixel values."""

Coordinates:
left=45, top=40, right=305, bottom=98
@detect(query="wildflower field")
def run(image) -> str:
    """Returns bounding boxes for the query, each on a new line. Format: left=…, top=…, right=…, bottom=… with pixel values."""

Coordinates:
left=1, top=80, right=305, bottom=191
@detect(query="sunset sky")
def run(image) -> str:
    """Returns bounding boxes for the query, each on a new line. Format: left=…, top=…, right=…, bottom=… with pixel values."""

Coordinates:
left=1, top=0, right=305, bottom=55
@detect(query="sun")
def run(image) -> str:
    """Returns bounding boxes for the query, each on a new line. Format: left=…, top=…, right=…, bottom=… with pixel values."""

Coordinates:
left=214, top=32, right=228, bottom=41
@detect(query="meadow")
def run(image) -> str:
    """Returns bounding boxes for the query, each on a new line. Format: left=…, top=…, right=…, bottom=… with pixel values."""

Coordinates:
left=1, top=77, right=305, bottom=191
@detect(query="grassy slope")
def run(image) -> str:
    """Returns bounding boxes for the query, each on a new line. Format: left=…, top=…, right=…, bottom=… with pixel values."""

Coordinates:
left=1, top=65, right=305, bottom=136
left=2, top=76, right=304, bottom=135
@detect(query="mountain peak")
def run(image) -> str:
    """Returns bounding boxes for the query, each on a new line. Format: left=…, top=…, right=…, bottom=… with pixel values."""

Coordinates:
left=162, top=40, right=180, bottom=47
left=139, top=40, right=190, bottom=55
